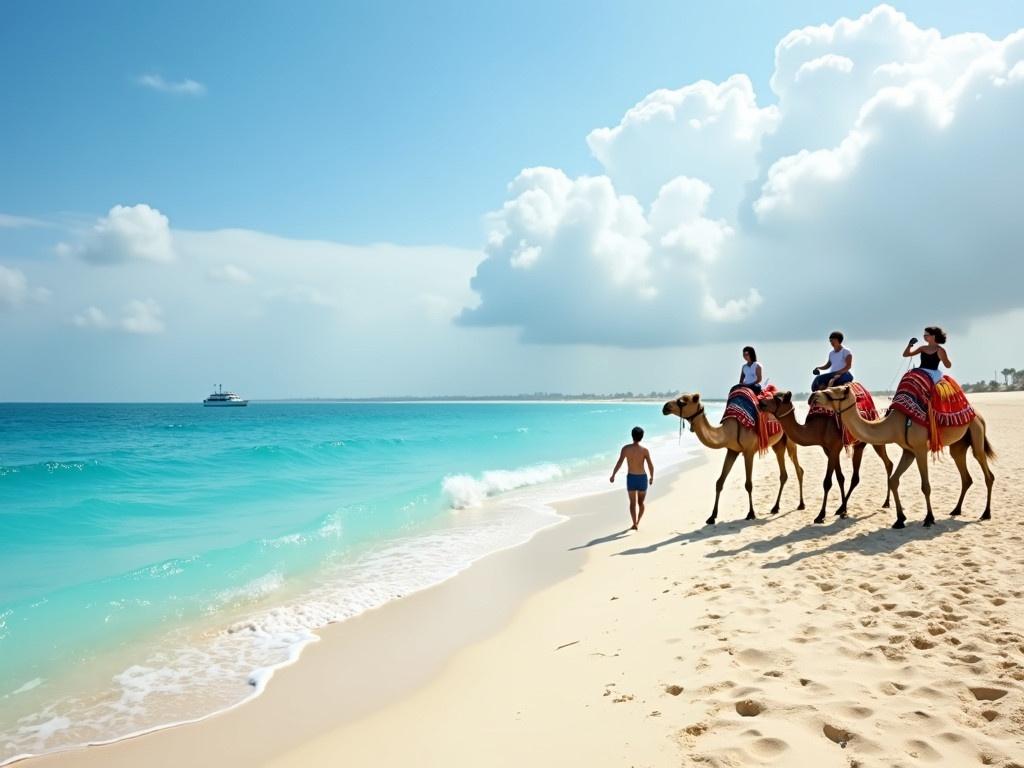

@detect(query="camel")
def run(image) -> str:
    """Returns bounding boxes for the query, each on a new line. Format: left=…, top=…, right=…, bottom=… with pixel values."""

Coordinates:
left=808, top=385, right=995, bottom=529
left=760, top=391, right=893, bottom=524
left=662, top=393, right=805, bottom=525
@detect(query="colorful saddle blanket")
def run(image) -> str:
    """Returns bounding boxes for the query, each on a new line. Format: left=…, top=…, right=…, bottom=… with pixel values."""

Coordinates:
left=887, top=370, right=975, bottom=452
left=722, top=385, right=782, bottom=454
left=807, top=382, right=879, bottom=446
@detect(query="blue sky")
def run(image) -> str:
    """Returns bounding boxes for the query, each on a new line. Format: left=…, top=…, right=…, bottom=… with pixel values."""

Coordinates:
left=2, top=2, right=1024, bottom=399
left=3, top=1, right=1021, bottom=246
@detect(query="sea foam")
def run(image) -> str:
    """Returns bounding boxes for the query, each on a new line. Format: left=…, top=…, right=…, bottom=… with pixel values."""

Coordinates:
left=442, top=463, right=566, bottom=509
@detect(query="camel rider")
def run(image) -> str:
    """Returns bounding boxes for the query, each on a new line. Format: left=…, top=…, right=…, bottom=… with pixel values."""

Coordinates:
left=731, top=346, right=763, bottom=395
left=812, top=331, right=854, bottom=391
left=903, top=326, right=951, bottom=384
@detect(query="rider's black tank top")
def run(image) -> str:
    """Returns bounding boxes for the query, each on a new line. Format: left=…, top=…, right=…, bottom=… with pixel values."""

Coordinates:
left=920, top=350, right=940, bottom=370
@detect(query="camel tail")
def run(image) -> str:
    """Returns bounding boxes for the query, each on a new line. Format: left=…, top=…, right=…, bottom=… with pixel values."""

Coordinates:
left=965, top=427, right=997, bottom=461
left=983, top=436, right=996, bottom=461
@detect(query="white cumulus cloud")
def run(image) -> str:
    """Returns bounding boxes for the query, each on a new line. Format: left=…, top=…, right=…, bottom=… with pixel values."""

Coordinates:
left=73, top=299, right=165, bottom=334
left=120, top=299, right=165, bottom=334
left=72, top=306, right=112, bottom=329
left=464, top=4, right=1024, bottom=346
left=74, top=204, right=176, bottom=265
left=0, top=265, right=49, bottom=309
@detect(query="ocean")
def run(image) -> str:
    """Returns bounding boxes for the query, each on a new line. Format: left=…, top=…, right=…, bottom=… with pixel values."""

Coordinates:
left=0, top=401, right=707, bottom=762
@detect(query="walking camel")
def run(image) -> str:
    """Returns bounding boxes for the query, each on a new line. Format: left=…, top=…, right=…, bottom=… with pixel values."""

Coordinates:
left=662, top=393, right=805, bottom=525
left=808, top=385, right=995, bottom=528
left=759, top=390, right=893, bottom=524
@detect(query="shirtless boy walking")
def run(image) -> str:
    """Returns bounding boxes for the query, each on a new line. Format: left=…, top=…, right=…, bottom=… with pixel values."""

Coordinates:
left=609, top=426, right=655, bottom=530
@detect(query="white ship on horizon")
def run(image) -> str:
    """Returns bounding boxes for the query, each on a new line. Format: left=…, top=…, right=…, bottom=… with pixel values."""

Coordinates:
left=203, top=384, right=248, bottom=407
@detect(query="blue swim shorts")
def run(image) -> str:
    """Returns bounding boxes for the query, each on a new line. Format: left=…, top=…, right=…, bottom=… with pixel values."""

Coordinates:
left=626, top=473, right=648, bottom=492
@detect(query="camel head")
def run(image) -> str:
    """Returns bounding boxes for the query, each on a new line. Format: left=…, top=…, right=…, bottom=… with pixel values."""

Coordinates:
left=808, top=384, right=856, bottom=412
left=662, top=393, right=703, bottom=420
left=758, top=390, right=793, bottom=415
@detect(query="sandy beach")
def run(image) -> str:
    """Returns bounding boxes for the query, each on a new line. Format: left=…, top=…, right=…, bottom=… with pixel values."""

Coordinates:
left=26, top=392, right=1024, bottom=768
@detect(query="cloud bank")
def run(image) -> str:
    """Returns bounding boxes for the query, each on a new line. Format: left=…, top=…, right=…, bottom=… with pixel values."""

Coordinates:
left=462, top=5, right=1024, bottom=346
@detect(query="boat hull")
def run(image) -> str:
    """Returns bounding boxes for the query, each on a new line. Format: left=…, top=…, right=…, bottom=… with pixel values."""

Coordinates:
left=203, top=400, right=248, bottom=407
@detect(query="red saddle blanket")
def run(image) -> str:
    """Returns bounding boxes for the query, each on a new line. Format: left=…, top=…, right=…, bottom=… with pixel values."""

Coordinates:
left=887, top=370, right=975, bottom=452
left=722, top=385, right=782, bottom=454
left=807, top=382, right=879, bottom=446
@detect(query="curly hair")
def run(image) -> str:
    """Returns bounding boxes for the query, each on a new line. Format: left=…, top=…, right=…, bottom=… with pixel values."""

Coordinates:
left=924, top=326, right=947, bottom=344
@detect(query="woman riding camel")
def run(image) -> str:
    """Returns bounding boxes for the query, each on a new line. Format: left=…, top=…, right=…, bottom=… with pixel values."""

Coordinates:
left=903, top=326, right=951, bottom=384
left=812, top=331, right=854, bottom=391
left=732, top=346, right=763, bottom=395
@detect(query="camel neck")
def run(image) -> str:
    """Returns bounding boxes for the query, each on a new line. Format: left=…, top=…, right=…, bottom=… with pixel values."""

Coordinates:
left=839, top=404, right=895, bottom=446
left=689, top=410, right=731, bottom=450
left=775, top=408, right=819, bottom=447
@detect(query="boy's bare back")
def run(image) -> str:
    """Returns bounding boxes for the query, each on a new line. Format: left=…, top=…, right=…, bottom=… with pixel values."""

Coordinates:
left=620, top=443, right=650, bottom=474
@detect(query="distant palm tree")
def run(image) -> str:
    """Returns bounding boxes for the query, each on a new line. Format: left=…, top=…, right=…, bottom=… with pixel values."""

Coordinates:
left=1001, top=368, right=1014, bottom=386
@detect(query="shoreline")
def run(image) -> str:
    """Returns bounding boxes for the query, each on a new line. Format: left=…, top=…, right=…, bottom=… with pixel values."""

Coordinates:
left=20, top=392, right=1024, bottom=767
left=17, top=452, right=703, bottom=768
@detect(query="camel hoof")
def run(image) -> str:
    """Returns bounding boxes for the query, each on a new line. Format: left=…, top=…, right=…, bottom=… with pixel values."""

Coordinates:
left=770, top=507, right=779, bottom=515
left=745, top=512, right=756, bottom=521
left=837, top=511, right=849, bottom=519
left=892, top=520, right=906, bottom=530
left=797, top=503, right=806, bottom=511
left=833, top=508, right=845, bottom=516
left=705, top=517, right=717, bottom=526
left=950, top=509, right=962, bottom=517
left=923, top=518, right=935, bottom=528
left=882, top=501, right=891, bottom=509
left=980, top=510, right=991, bottom=521
left=813, top=515, right=825, bottom=525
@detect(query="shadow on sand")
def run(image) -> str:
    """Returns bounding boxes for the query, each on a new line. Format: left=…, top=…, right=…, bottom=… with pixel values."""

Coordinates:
left=568, top=528, right=634, bottom=551
left=613, top=509, right=797, bottom=557
left=761, top=515, right=971, bottom=569
left=705, top=512, right=878, bottom=560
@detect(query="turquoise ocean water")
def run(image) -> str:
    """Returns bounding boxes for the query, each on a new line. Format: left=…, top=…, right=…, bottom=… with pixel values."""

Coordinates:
left=0, top=402, right=707, bottom=762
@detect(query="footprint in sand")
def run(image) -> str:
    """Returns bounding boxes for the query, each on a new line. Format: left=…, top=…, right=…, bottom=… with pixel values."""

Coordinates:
left=735, top=699, right=766, bottom=717
left=822, top=723, right=854, bottom=746
left=969, top=686, right=1007, bottom=701
left=750, top=737, right=789, bottom=757
left=904, top=738, right=943, bottom=761
left=911, top=635, right=937, bottom=650
left=981, top=709, right=999, bottom=721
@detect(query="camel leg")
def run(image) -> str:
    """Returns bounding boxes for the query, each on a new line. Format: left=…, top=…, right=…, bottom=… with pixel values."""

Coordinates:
left=889, top=449, right=916, bottom=529
left=709, top=449, right=740, bottom=526
left=873, top=444, right=893, bottom=508
left=948, top=437, right=972, bottom=517
left=815, top=447, right=837, bottom=525
left=832, top=448, right=848, bottom=518
left=837, top=442, right=866, bottom=517
left=914, top=450, right=935, bottom=527
left=969, top=420, right=995, bottom=521
left=769, top=440, right=789, bottom=515
left=744, top=450, right=757, bottom=520
left=786, top=439, right=805, bottom=511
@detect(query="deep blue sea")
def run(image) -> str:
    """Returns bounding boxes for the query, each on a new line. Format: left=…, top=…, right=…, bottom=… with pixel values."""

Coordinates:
left=0, top=402, right=705, bottom=761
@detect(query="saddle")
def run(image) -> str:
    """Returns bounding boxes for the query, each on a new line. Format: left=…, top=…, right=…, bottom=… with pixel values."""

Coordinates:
left=887, top=370, right=975, bottom=452
left=722, top=385, right=782, bottom=454
left=807, top=382, right=878, bottom=446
